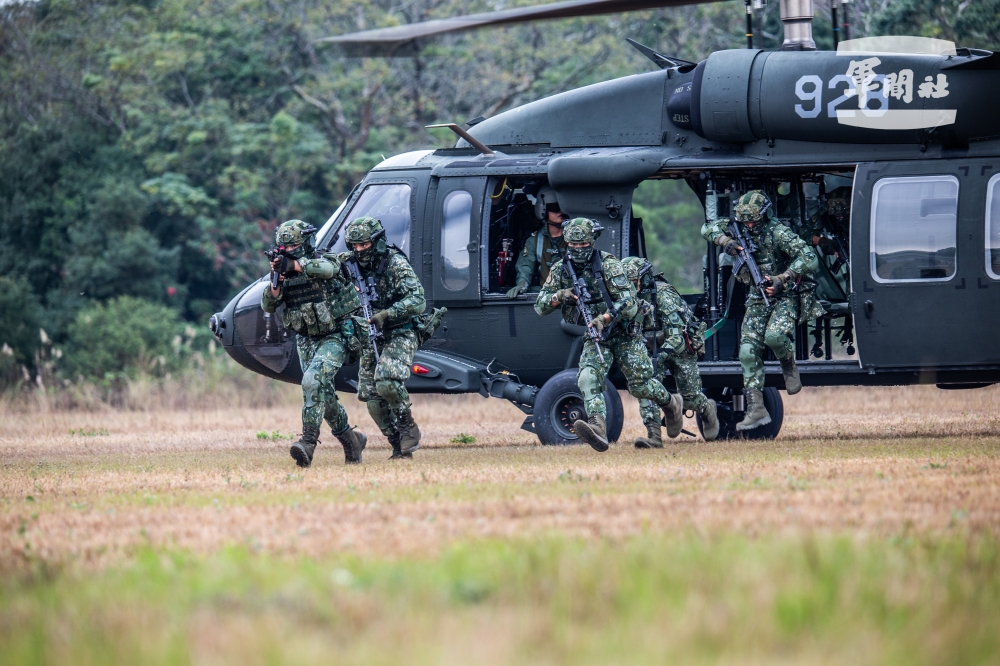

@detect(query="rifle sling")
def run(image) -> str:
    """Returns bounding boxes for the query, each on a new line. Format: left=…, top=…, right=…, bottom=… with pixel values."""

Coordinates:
left=704, top=273, right=737, bottom=340
left=589, top=252, right=618, bottom=340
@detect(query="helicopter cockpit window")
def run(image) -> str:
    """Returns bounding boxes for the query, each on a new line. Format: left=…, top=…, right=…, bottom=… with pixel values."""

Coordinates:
left=326, top=183, right=412, bottom=257
left=870, top=175, right=958, bottom=283
left=441, top=190, right=473, bottom=291
left=986, top=173, right=1000, bottom=280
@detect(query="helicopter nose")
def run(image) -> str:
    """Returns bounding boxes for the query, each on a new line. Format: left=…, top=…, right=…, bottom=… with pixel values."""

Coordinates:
left=209, top=313, right=226, bottom=339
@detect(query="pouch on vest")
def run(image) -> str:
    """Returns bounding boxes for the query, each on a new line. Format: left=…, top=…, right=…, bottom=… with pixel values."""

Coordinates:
left=412, top=307, right=448, bottom=345
left=796, top=279, right=826, bottom=324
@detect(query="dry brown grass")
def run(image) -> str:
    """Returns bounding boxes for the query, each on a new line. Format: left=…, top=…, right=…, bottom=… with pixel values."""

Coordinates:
left=1, top=385, right=998, bottom=572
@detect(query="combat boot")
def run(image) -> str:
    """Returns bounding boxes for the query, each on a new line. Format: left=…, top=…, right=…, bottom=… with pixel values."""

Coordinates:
left=662, top=392, right=684, bottom=439
left=574, top=414, right=609, bottom=452
left=779, top=356, right=802, bottom=395
left=387, top=433, right=412, bottom=460
left=634, top=423, right=663, bottom=449
left=289, top=424, right=321, bottom=468
left=334, top=426, right=367, bottom=465
left=699, top=399, right=720, bottom=442
left=737, top=389, right=771, bottom=431
left=397, top=410, right=421, bottom=454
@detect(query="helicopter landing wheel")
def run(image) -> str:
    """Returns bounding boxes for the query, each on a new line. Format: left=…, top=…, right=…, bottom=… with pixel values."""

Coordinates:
left=532, top=368, right=623, bottom=445
left=697, top=387, right=784, bottom=441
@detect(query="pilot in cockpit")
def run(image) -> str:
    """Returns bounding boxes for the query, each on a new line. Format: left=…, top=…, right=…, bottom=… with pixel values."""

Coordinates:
left=506, top=186, right=569, bottom=298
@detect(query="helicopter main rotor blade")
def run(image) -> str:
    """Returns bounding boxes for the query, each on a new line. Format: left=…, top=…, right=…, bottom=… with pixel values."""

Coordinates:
left=319, top=0, right=730, bottom=57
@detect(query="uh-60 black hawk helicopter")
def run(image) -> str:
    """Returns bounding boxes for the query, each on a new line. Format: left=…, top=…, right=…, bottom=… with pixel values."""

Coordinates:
left=209, top=0, right=1000, bottom=444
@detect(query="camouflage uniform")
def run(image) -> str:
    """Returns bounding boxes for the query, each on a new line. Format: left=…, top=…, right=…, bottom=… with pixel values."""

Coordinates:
left=262, top=220, right=366, bottom=466
left=513, top=224, right=568, bottom=291
left=535, top=219, right=678, bottom=450
left=344, top=217, right=427, bottom=457
left=702, top=191, right=820, bottom=393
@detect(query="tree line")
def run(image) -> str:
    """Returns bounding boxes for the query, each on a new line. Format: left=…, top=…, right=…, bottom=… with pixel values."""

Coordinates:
left=1, top=0, right=996, bottom=388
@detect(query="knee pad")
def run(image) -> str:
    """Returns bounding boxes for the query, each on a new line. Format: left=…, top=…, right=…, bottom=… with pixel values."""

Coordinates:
left=375, top=379, right=399, bottom=401
left=301, top=368, right=321, bottom=408
left=577, top=366, right=604, bottom=401
left=738, top=342, right=758, bottom=367
left=765, top=331, right=793, bottom=357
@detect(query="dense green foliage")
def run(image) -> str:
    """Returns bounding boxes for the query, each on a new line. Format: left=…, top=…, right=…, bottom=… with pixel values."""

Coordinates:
left=1, top=0, right=995, bottom=384
left=61, top=296, right=195, bottom=382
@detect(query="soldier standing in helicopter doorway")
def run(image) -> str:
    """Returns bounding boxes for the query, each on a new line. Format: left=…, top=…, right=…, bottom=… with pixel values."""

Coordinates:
left=535, top=218, right=683, bottom=451
left=621, top=257, right=719, bottom=446
left=343, top=216, right=443, bottom=460
left=261, top=220, right=368, bottom=467
left=702, top=191, right=823, bottom=430
left=506, top=186, right=568, bottom=298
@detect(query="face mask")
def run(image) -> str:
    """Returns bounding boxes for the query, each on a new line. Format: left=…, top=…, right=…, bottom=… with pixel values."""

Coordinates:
left=285, top=244, right=308, bottom=260
left=568, top=245, right=593, bottom=264
left=354, top=245, right=376, bottom=266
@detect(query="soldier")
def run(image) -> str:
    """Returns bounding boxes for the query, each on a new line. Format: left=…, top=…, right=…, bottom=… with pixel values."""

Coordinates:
left=506, top=187, right=568, bottom=298
left=621, top=257, right=719, bottom=446
left=702, top=191, right=821, bottom=430
left=343, top=216, right=427, bottom=460
left=261, top=220, right=367, bottom=467
left=534, top=218, right=683, bottom=451
left=803, top=186, right=851, bottom=251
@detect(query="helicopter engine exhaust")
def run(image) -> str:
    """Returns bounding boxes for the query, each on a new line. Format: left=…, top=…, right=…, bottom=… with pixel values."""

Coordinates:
left=672, top=47, right=1000, bottom=145
left=780, top=0, right=816, bottom=51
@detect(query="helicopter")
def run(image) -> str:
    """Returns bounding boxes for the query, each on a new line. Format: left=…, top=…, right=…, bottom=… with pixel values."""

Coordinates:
left=209, top=0, right=1000, bottom=444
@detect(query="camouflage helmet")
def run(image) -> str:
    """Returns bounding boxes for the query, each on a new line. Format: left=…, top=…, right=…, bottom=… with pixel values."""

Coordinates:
left=621, top=256, right=653, bottom=283
left=344, top=216, right=386, bottom=246
left=733, top=190, right=772, bottom=224
left=275, top=219, right=317, bottom=258
left=562, top=217, right=602, bottom=244
left=275, top=219, right=317, bottom=247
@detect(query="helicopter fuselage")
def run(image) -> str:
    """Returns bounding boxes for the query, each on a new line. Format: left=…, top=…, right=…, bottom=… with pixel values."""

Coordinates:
left=212, top=46, right=1000, bottom=441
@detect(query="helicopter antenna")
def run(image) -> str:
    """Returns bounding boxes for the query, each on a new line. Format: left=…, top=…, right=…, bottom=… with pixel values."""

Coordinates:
left=425, top=123, right=496, bottom=157
left=625, top=38, right=695, bottom=69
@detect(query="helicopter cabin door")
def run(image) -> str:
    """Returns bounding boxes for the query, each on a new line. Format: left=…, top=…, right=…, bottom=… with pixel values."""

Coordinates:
left=851, top=160, right=1000, bottom=372
left=431, top=176, right=486, bottom=307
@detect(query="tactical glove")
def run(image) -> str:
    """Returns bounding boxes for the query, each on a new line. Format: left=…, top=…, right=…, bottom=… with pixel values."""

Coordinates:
left=767, top=272, right=794, bottom=296
left=588, top=315, right=606, bottom=336
left=506, top=282, right=527, bottom=299
left=370, top=310, right=391, bottom=330
left=551, top=289, right=577, bottom=306
left=721, top=237, right=740, bottom=257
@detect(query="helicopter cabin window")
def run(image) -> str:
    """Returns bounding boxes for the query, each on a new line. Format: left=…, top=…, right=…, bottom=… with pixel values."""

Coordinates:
left=987, top=173, right=1000, bottom=280
left=870, top=175, right=958, bottom=283
left=327, top=183, right=412, bottom=257
left=440, top=190, right=473, bottom=291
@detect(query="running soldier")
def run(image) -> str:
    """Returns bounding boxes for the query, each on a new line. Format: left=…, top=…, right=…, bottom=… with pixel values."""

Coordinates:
left=702, top=191, right=822, bottom=430
left=342, top=217, right=428, bottom=460
left=261, top=220, right=367, bottom=467
left=534, top=218, right=683, bottom=451
left=622, top=257, right=719, bottom=446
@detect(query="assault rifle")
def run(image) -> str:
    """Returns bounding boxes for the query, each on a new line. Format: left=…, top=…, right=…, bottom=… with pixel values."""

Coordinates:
left=562, top=257, right=605, bottom=364
left=727, top=219, right=771, bottom=306
left=264, top=246, right=296, bottom=290
left=344, top=259, right=382, bottom=363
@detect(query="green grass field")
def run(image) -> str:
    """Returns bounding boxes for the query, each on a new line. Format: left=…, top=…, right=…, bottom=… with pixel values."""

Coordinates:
left=1, top=386, right=999, bottom=665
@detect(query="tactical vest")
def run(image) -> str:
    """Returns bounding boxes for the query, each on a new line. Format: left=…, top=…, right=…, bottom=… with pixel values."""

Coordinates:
left=281, top=256, right=360, bottom=337
left=536, top=232, right=566, bottom=285
left=746, top=221, right=792, bottom=279
left=563, top=252, right=630, bottom=329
